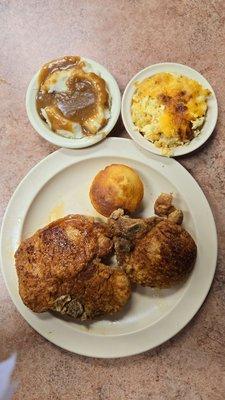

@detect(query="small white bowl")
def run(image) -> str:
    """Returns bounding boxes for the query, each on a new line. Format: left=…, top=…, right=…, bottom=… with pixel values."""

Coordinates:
left=121, top=62, right=218, bottom=157
left=26, top=57, right=121, bottom=148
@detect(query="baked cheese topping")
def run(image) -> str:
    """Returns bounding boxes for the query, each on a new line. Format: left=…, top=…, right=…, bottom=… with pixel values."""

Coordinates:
left=131, top=72, right=211, bottom=155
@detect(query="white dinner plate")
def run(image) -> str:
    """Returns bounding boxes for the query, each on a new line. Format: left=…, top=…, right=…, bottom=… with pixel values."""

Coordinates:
left=0, top=138, right=217, bottom=358
left=122, top=63, right=218, bottom=157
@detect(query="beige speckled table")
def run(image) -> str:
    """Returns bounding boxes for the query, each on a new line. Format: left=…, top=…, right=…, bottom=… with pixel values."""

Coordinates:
left=0, top=1, right=225, bottom=399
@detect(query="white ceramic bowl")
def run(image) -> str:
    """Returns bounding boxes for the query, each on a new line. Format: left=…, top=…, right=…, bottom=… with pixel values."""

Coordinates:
left=121, top=62, right=218, bottom=157
left=26, top=57, right=121, bottom=148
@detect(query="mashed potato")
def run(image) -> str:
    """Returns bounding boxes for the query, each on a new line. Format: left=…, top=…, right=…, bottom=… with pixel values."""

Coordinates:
left=131, top=72, right=211, bottom=156
left=36, top=56, right=110, bottom=139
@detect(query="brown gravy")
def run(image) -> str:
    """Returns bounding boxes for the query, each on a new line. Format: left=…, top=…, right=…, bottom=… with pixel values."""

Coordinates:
left=36, top=56, right=109, bottom=135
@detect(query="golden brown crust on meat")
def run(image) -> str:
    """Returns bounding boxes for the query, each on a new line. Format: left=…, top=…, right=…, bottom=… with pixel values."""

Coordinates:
left=89, top=164, right=144, bottom=217
left=15, top=215, right=131, bottom=319
left=154, top=193, right=175, bottom=216
left=110, top=205, right=197, bottom=288
left=122, top=220, right=197, bottom=287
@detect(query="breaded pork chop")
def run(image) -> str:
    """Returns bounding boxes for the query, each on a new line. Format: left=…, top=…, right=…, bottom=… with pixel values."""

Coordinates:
left=15, top=215, right=131, bottom=320
left=109, top=195, right=197, bottom=288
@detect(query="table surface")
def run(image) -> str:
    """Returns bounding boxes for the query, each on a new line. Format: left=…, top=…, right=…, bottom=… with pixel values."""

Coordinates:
left=0, top=1, right=225, bottom=399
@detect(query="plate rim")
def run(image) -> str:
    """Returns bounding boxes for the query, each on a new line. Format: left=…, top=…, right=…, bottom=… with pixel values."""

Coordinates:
left=121, top=62, right=218, bottom=157
left=0, top=137, right=218, bottom=358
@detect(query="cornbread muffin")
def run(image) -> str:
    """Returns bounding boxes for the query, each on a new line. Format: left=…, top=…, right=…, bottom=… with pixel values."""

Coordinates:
left=89, top=164, right=144, bottom=217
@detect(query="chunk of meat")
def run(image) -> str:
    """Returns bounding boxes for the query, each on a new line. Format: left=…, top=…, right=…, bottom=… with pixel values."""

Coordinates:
left=112, top=219, right=196, bottom=287
left=15, top=215, right=131, bottom=320
left=154, top=193, right=175, bottom=216
left=167, top=209, right=183, bottom=225
left=110, top=209, right=162, bottom=239
left=154, top=193, right=183, bottom=224
left=109, top=194, right=196, bottom=288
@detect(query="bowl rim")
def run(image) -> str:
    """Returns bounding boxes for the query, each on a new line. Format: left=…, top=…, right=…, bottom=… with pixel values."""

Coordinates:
left=121, top=62, right=218, bottom=157
left=26, top=56, right=121, bottom=149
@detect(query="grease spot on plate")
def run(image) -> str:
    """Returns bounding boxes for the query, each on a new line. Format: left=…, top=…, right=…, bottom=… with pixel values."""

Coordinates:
left=48, top=202, right=65, bottom=222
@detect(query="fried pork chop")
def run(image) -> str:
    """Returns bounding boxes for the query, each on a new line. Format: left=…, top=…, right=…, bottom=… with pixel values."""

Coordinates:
left=109, top=194, right=197, bottom=288
left=15, top=215, right=131, bottom=320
